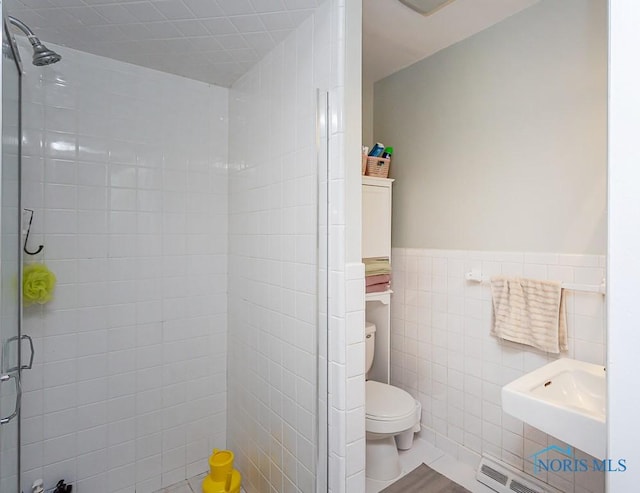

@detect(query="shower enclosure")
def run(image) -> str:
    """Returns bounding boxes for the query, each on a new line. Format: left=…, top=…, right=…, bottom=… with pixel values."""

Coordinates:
left=0, top=0, right=356, bottom=493
left=0, top=0, right=343, bottom=490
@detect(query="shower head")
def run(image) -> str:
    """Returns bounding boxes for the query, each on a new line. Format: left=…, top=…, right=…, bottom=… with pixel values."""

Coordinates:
left=7, top=16, right=61, bottom=66
left=31, top=42, right=61, bottom=66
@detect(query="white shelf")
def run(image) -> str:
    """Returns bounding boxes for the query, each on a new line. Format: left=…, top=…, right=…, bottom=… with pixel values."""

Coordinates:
left=365, top=289, right=393, bottom=304
left=362, top=176, right=393, bottom=384
left=362, top=175, right=394, bottom=186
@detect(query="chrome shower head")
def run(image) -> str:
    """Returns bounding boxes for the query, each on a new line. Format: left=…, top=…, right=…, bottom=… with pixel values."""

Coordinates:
left=7, top=16, right=61, bottom=66
left=31, top=41, right=62, bottom=66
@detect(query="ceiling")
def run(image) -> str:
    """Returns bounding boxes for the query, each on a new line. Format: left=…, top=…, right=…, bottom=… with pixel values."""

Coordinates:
left=363, top=0, right=539, bottom=84
left=4, top=0, right=324, bottom=87
left=4, top=0, right=539, bottom=88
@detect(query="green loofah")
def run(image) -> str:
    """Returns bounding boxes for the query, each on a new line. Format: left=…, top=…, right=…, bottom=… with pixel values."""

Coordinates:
left=23, top=263, right=56, bottom=306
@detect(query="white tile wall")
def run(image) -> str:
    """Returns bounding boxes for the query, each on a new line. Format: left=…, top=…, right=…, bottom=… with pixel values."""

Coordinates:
left=226, top=2, right=334, bottom=492
left=390, top=248, right=606, bottom=493
left=19, top=40, right=229, bottom=493
left=343, top=263, right=366, bottom=493
left=322, top=1, right=367, bottom=492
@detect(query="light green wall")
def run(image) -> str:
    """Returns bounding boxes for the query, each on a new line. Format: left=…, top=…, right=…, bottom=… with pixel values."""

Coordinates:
left=362, top=80, right=374, bottom=148
left=374, top=0, right=607, bottom=253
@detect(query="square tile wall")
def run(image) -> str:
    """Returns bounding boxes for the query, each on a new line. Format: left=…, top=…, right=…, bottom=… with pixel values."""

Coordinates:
left=390, top=248, right=606, bottom=493
left=226, top=2, right=336, bottom=492
left=329, top=0, right=367, bottom=490
left=19, top=40, right=229, bottom=493
left=342, top=263, right=365, bottom=493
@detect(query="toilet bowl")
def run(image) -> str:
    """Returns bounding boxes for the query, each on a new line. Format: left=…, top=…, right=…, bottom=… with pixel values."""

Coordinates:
left=364, top=322, right=420, bottom=482
left=365, top=380, right=420, bottom=481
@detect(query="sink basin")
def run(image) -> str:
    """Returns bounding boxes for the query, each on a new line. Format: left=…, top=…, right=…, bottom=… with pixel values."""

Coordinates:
left=502, top=358, right=606, bottom=459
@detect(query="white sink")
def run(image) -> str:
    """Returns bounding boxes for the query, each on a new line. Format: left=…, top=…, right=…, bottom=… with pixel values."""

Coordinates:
left=502, top=358, right=606, bottom=459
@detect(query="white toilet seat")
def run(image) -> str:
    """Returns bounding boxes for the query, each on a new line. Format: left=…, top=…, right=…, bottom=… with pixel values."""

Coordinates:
left=365, top=380, right=418, bottom=434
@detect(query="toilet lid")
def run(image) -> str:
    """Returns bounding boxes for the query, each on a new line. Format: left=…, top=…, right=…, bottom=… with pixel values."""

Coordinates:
left=366, top=380, right=415, bottom=420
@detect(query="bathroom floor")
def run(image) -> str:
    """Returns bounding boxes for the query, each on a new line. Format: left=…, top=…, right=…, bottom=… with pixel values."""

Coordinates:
left=157, top=439, right=488, bottom=493
left=366, top=438, right=495, bottom=493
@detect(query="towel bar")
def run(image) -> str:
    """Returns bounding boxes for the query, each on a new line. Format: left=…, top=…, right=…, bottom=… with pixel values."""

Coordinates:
left=464, top=271, right=606, bottom=294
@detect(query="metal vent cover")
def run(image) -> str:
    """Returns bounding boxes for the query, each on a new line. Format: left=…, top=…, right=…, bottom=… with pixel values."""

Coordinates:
left=480, top=464, right=508, bottom=486
left=476, top=455, right=562, bottom=493
left=510, top=480, right=542, bottom=493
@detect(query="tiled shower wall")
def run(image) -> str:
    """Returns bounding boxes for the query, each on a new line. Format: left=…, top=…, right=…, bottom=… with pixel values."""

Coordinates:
left=19, top=42, right=229, bottom=493
left=226, top=4, right=331, bottom=492
left=390, top=248, right=606, bottom=493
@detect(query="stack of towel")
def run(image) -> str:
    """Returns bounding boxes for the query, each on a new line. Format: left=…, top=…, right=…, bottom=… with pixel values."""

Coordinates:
left=364, top=257, right=391, bottom=293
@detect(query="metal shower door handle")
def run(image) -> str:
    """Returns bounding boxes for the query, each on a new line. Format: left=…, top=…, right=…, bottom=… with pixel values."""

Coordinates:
left=0, top=373, right=20, bottom=425
left=3, top=334, right=35, bottom=373
left=19, top=334, right=35, bottom=370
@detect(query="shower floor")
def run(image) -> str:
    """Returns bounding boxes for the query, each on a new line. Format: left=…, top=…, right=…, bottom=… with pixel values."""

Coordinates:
left=155, top=472, right=247, bottom=493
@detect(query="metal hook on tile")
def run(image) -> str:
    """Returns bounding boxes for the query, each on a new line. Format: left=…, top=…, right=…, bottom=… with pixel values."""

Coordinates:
left=23, top=208, right=43, bottom=256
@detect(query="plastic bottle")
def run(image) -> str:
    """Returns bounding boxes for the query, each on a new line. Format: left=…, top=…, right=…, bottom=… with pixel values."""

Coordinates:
left=202, top=449, right=242, bottom=493
left=368, top=142, right=385, bottom=157
left=381, top=146, right=393, bottom=159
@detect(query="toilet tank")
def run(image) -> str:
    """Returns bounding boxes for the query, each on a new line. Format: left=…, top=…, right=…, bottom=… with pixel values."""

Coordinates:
left=365, top=321, right=376, bottom=374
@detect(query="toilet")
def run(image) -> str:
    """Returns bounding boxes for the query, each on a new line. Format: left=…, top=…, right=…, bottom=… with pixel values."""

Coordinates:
left=365, top=321, right=421, bottom=482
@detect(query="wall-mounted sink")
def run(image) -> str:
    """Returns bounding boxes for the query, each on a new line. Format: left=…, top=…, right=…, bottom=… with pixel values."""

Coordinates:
left=502, top=358, right=605, bottom=459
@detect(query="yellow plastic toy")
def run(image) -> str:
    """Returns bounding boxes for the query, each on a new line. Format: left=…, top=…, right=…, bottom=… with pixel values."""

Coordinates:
left=202, top=449, right=242, bottom=493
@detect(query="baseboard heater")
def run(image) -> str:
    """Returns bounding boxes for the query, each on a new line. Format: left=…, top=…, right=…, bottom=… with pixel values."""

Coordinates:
left=476, top=455, right=562, bottom=493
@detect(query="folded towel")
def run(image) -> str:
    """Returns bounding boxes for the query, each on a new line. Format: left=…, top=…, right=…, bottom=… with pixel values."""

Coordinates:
left=366, top=283, right=390, bottom=294
left=366, top=274, right=391, bottom=286
left=363, top=257, right=391, bottom=276
left=490, top=276, right=567, bottom=353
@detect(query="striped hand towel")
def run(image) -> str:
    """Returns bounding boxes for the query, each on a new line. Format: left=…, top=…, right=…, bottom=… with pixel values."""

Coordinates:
left=490, top=276, right=567, bottom=353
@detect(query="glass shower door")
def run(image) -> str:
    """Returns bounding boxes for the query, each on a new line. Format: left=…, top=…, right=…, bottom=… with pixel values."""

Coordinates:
left=0, top=10, right=22, bottom=493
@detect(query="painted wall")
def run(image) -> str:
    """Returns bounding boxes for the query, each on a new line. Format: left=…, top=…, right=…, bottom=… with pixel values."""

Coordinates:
left=226, top=4, right=331, bottom=492
left=19, top=42, right=229, bottom=493
left=607, top=1, right=640, bottom=491
left=374, top=0, right=607, bottom=254
left=390, top=248, right=606, bottom=492
left=362, top=80, right=373, bottom=148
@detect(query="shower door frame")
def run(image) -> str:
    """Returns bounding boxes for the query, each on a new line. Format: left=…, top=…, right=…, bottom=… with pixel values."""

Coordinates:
left=0, top=6, right=23, bottom=493
left=316, top=89, right=330, bottom=493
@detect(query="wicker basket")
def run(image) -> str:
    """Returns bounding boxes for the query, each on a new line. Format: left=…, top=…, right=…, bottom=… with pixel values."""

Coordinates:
left=365, top=156, right=390, bottom=178
left=362, top=154, right=367, bottom=175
